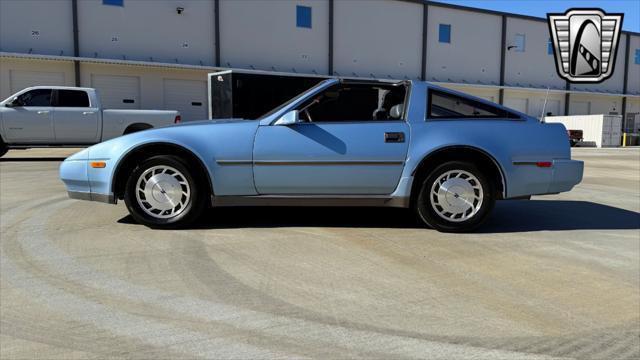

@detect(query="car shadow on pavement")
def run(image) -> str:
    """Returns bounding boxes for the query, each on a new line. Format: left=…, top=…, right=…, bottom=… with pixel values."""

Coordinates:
left=479, top=200, right=640, bottom=233
left=120, top=200, right=640, bottom=233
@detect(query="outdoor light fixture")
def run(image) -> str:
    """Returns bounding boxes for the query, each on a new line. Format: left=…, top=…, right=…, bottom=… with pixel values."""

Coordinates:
left=176, top=7, right=184, bottom=14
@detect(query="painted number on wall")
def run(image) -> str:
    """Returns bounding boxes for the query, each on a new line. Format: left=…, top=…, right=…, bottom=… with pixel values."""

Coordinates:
left=111, top=36, right=119, bottom=42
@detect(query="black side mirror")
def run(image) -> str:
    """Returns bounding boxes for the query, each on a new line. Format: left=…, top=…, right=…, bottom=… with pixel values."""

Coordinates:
left=5, top=97, right=20, bottom=107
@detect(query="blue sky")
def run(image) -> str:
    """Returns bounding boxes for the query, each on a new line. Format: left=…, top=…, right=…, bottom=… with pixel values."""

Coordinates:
left=433, top=0, right=639, bottom=32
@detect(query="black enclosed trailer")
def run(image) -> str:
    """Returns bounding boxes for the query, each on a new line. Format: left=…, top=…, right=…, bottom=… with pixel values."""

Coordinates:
left=208, top=70, right=329, bottom=120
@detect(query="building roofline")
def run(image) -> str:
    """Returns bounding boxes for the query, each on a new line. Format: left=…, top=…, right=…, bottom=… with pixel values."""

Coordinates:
left=0, top=51, right=222, bottom=71
left=435, top=81, right=640, bottom=98
left=2, top=52, right=638, bottom=98
left=397, top=0, right=640, bottom=36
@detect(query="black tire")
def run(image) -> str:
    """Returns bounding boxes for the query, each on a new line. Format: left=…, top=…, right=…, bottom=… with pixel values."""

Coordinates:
left=414, top=161, right=495, bottom=233
left=0, top=140, right=7, bottom=158
left=123, top=123, right=152, bottom=135
left=123, top=155, right=206, bottom=229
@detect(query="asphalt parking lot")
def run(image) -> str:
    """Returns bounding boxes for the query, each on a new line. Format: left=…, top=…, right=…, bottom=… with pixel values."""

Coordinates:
left=1, top=147, right=638, bottom=359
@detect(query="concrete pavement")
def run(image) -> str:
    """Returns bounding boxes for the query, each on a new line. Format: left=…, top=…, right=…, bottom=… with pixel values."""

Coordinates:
left=1, top=148, right=638, bottom=359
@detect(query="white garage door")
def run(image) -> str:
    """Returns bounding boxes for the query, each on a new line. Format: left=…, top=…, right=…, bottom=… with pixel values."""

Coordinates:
left=570, top=101, right=591, bottom=115
left=504, top=97, right=529, bottom=114
left=91, top=74, right=140, bottom=109
left=10, top=70, right=65, bottom=93
left=536, top=99, right=561, bottom=117
left=163, top=79, right=207, bottom=121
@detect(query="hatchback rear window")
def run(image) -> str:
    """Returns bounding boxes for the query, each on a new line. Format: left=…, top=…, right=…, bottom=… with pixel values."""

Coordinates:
left=428, top=90, right=519, bottom=119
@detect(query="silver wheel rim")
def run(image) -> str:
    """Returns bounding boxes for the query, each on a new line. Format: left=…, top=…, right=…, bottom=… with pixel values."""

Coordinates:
left=135, top=165, right=191, bottom=219
left=429, top=169, right=483, bottom=223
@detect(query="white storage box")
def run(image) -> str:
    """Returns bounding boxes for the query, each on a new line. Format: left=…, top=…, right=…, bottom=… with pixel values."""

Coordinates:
left=545, top=114, right=622, bottom=147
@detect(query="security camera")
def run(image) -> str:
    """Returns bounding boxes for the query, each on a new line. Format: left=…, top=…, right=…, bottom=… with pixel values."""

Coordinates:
left=176, top=7, right=184, bottom=14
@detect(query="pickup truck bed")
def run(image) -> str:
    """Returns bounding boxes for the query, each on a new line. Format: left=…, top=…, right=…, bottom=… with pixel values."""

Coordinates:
left=0, top=86, right=180, bottom=156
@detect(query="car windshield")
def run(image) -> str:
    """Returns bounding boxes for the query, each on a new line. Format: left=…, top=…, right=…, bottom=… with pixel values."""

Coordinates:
left=258, top=80, right=334, bottom=120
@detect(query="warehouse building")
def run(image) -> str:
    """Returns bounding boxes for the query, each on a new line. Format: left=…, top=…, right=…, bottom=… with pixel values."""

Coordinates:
left=1, top=0, right=638, bottom=122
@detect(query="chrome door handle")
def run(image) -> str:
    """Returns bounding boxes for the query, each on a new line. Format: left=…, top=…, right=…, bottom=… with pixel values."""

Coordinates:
left=37, top=110, right=49, bottom=115
left=82, top=111, right=95, bottom=115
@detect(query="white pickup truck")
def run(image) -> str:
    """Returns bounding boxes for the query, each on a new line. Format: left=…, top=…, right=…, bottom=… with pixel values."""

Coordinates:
left=0, top=86, right=181, bottom=156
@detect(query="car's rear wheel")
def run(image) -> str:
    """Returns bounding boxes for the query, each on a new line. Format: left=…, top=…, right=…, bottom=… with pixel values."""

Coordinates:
left=414, top=161, right=495, bottom=233
left=124, top=155, right=206, bottom=228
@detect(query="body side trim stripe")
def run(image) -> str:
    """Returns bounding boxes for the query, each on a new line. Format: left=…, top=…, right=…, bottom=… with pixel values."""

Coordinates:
left=217, top=160, right=405, bottom=166
left=513, top=161, right=549, bottom=165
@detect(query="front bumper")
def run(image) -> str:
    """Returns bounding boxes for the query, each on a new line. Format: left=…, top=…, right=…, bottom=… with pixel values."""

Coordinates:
left=60, top=153, right=116, bottom=204
left=548, top=159, right=584, bottom=193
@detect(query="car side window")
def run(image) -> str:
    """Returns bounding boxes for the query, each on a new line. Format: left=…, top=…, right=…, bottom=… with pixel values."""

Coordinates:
left=296, top=83, right=406, bottom=122
left=14, top=89, right=52, bottom=107
left=55, top=90, right=90, bottom=107
left=428, top=90, right=519, bottom=119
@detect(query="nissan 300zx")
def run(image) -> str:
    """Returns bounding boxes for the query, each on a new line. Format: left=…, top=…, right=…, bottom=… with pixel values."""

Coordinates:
left=60, top=79, right=583, bottom=232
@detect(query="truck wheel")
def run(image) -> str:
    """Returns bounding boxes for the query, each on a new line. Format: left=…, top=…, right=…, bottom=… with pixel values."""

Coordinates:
left=414, top=161, right=495, bottom=233
left=124, top=155, right=206, bottom=229
left=0, top=140, right=8, bottom=157
left=123, top=123, right=152, bottom=135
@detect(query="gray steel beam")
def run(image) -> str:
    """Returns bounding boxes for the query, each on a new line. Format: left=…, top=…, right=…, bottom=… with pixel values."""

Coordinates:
left=421, top=4, right=428, bottom=81
left=72, top=0, right=80, bottom=86
left=499, top=15, right=506, bottom=104
left=328, top=0, right=334, bottom=75
left=214, top=0, right=220, bottom=67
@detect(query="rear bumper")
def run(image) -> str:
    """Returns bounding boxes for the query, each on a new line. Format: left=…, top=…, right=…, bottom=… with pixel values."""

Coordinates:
left=548, top=159, right=584, bottom=193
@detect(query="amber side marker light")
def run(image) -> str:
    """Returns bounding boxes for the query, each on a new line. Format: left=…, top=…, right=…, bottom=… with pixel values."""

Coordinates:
left=90, top=161, right=106, bottom=168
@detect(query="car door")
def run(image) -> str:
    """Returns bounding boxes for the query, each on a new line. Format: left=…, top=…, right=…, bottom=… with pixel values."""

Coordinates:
left=1, top=88, right=54, bottom=143
left=52, top=89, right=100, bottom=144
left=253, top=82, right=409, bottom=195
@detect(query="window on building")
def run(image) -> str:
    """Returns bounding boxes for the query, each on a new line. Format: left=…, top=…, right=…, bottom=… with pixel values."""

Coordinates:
left=439, top=24, right=451, bottom=43
left=514, top=34, right=525, bottom=52
left=296, top=5, right=312, bottom=28
left=635, top=49, right=640, bottom=64
left=548, top=38, right=554, bottom=55
left=427, top=90, right=519, bottom=119
left=103, top=0, right=123, bottom=6
left=13, top=89, right=52, bottom=107
left=55, top=90, right=90, bottom=107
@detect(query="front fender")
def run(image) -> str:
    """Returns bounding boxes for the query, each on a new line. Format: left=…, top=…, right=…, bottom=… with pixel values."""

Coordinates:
left=64, top=120, right=260, bottom=200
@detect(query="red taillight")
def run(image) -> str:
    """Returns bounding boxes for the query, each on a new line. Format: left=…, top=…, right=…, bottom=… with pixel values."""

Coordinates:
left=536, top=161, right=553, bottom=168
left=174, top=115, right=181, bottom=124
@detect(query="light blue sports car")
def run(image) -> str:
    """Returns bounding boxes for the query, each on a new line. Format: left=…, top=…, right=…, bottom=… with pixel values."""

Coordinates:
left=60, top=79, right=583, bottom=232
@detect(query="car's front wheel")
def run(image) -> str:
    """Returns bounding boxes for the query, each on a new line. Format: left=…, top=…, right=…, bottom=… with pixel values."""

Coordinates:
left=124, top=155, right=206, bottom=228
left=414, top=161, right=495, bottom=232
